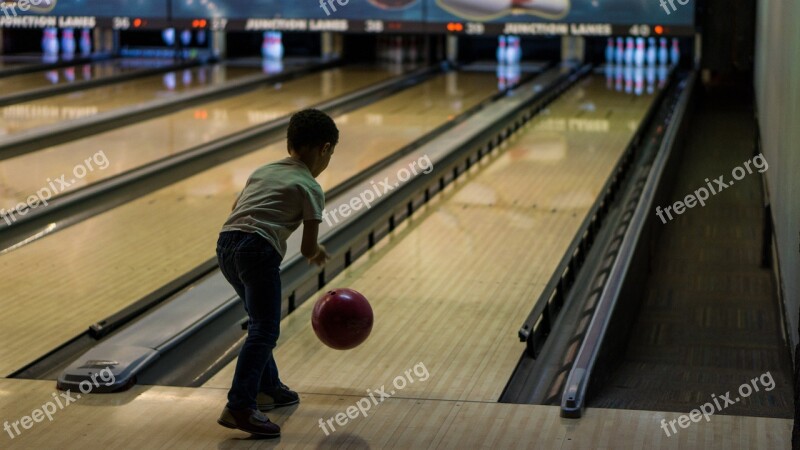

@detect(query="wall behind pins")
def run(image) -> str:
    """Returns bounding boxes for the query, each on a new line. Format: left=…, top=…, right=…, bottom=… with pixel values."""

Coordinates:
left=699, top=0, right=757, bottom=76
left=754, top=0, right=800, bottom=355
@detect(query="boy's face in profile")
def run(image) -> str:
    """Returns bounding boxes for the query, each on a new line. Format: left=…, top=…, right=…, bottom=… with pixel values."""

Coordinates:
left=310, top=143, right=335, bottom=178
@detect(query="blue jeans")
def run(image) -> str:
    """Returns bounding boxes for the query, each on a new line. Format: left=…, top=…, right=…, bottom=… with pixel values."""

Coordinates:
left=217, top=231, right=283, bottom=411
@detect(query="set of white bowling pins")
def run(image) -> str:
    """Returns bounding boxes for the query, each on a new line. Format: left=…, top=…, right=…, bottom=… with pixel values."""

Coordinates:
left=497, top=35, right=522, bottom=65
left=42, top=28, right=92, bottom=57
left=605, top=63, right=669, bottom=96
left=262, top=31, right=284, bottom=60
left=605, top=36, right=680, bottom=67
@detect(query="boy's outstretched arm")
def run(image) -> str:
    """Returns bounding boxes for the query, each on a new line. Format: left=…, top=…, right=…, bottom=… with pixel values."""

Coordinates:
left=302, top=220, right=329, bottom=266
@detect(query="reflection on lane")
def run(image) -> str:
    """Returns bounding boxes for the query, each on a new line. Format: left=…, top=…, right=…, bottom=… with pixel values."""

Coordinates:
left=0, top=58, right=173, bottom=96
left=0, top=63, right=263, bottom=136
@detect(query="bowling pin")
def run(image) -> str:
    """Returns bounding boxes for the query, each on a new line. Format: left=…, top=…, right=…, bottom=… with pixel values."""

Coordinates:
left=614, top=64, right=624, bottom=92
left=670, top=38, right=680, bottom=65
left=624, top=37, right=634, bottom=66
left=392, top=36, right=403, bottom=64
left=79, top=29, right=92, bottom=56
left=180, top=30, right=192, bottom=47
left=42, top=28, right=59, bottom=56
left=646, top=37, right=657, bottom=66
left=408, top=36, right=419, bottom=63
left=497, top=35, right=507, bottom=64
left=61, top=28, right=76, bottom=56
left=605, top=37, right=615, bottom=65
left=615, top=37, right=624, bottom=64
left=658, top=38, right=669, bottom=65
left=513, top=0, right=570, bottom=18
left=261, top=31, right=272, bottom=59
left=506, top=36, right=520, bottom=65
left=634, top=37, right=645, bottom=67
left=162, top=28, right=176, bottom=47
left=196, top=29, right=207, bottom=46
left=438, top=0, right=513, bottom=19
left=604, top=63, right=614, bottom=89
left=274, top=32, right=284, bottom=60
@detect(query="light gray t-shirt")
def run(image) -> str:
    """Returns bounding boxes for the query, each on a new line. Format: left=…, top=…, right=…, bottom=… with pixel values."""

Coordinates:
left=222, top=158, right=325, bottom=258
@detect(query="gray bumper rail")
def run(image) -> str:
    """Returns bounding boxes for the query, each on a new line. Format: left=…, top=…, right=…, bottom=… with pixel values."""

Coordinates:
left=560, top=72, right=697, bottom=418
left=0, top=58, right=340, bottom=160
left=56, top=63, right=586, bottom=393
left=500, top=66, right=682, bottom=405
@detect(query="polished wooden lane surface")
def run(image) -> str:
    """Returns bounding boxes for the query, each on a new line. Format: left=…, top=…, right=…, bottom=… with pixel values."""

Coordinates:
left=205, top=75, right=659, bottom=404
left=0, top=58, right=31, bottom=69
left=0, top=71, right=500, bottom=375
left=0, top=64, right=260, bottom=137
left=0, top=379, right=790, bottom=449
left=0, top=66, right=398, bottom=212
left=0, top=58, right=170, bottom=98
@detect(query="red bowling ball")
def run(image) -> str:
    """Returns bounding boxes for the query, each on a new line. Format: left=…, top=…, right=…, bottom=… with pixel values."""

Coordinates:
left=311, top=288, right=373, bottom=350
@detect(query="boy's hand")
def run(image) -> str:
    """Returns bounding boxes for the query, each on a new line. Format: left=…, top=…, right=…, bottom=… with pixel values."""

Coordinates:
left=308, top=244, right=330, bottom=266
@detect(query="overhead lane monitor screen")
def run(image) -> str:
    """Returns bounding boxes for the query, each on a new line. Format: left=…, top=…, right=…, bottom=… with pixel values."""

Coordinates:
left=427, top=0, right=695, bottom=36
left=0, top=0, right=170, bottom=29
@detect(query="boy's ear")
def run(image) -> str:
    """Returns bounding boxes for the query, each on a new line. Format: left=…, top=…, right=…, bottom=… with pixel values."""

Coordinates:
left=321, top=142, right=333, bottom=155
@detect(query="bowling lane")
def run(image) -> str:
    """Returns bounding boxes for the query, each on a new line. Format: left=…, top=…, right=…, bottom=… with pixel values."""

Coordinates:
left=0, top=71, right=502, bottom=375
left=0, top=66, right=399, bottom=211
left=0, top=63, right=263, bottom=137
left=204, top=74, right=661, bottom=402
left=0, top=58, right=174, bottom=97
left=0, top=57, right=36, bottom=70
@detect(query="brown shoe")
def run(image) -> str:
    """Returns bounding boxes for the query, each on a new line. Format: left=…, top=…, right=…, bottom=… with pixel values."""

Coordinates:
left=217, top=406, right=280, bottom=437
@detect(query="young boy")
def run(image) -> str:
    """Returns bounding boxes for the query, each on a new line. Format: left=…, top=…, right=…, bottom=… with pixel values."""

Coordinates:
left=216, top=109, right=336, bottom=437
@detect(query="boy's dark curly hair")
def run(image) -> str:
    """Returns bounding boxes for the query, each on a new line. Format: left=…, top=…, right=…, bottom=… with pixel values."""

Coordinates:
left=287, top=109, right=339, bottom=155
